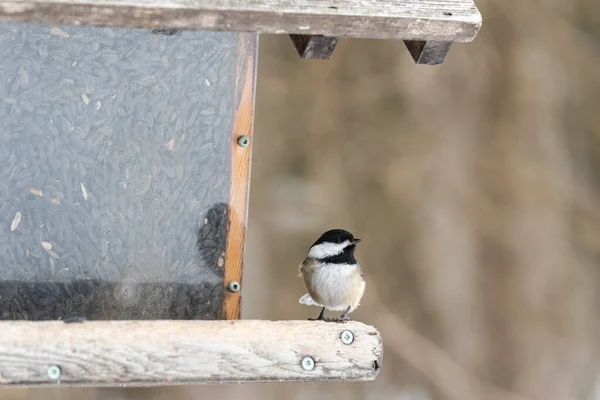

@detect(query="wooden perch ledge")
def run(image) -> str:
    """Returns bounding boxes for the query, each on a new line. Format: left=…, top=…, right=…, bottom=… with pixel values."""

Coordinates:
left=0, top=320, right=383, bottom=387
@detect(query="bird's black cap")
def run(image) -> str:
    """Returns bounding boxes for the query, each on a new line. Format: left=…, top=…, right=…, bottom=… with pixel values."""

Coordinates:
left=311, top=229, right=361, bottom=248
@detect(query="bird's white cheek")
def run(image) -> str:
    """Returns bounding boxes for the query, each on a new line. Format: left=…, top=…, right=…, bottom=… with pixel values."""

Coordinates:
left=308, top=241, right=349, bottom=258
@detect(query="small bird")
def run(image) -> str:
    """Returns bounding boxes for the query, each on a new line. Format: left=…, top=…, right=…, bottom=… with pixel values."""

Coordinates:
left=298, top=229, right=366, bottom=322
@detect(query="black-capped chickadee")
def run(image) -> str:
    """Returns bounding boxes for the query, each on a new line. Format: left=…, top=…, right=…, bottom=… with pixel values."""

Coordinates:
left=298, top=229, right=365, bottom=323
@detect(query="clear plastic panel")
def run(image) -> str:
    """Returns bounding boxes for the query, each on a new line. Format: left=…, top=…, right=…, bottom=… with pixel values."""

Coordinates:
left=0, top=25, right=235, bottom=320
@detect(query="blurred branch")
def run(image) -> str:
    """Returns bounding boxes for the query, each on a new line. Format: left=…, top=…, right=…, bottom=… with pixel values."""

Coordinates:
left=492, top=0, right=600, bottom=81
left=364, top=284, right=537, bottom=400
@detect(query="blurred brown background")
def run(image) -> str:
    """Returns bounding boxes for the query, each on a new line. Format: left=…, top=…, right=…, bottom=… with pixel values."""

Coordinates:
left=4, top=0, right=600, bottom=399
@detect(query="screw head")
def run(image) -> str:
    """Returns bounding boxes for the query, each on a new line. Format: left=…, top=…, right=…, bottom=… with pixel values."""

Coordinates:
left=341, top=330, right=354, bottom=344
left=47, top=365, right=61, bottom=380
left=228, top=281, right=240, bottom=293
left=237, top=135, right=250, bottom=147
left=301, top=356, right=315, bottom=371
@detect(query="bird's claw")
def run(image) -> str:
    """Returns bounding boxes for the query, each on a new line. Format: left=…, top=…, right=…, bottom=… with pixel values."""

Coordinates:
left=307, top=317, right=349, bottom=323
left=324, top=317, right=350, bottom=323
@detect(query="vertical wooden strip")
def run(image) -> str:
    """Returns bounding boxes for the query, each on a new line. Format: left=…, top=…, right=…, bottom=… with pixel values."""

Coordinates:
left=222, top=33, right=258, bottom=320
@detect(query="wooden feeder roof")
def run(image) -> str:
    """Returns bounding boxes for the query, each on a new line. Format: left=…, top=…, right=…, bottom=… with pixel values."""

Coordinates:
left=0, top=0, right=483, bottom=63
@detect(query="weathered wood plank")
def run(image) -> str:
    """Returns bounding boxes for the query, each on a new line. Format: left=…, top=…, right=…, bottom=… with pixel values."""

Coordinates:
left=289, top=34, right=339, bottom=59
left=0, top=320, right=383, bottom=386
left=404, top=40, right=453, bottom=65
left=0, top=0, right=482, bottom=42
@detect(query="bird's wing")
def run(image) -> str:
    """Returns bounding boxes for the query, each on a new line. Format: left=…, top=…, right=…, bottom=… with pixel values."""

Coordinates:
left=298, top=257, right=316, bottom=277
left=297, top=260, right=306, bottom=277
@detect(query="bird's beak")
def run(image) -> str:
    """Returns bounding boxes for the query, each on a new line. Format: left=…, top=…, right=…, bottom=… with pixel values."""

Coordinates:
left=352, top=238, right=362, bottom=245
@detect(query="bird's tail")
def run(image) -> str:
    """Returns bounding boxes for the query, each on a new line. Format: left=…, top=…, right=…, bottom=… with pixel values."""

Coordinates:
left=299, top=293, right=321, bottom=307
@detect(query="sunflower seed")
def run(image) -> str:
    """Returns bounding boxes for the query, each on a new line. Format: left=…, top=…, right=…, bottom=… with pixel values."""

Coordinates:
left=45, top=249, right=59, bottom=258
left=80, top=183, right=88, bottom=200
left=49, top=26, right=70, bottom=38
left=10, top=212, right=21, bottom=232
left=29, top=188, right=43, bottom=197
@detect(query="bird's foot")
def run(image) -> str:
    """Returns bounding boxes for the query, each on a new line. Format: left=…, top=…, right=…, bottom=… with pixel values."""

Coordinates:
left=323, top=317, right=350, bottom=323
left=307, top=317, right=323, bottom=321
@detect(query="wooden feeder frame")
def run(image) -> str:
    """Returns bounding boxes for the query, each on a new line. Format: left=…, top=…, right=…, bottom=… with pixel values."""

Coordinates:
left=0, top=0, right=482, bottom=388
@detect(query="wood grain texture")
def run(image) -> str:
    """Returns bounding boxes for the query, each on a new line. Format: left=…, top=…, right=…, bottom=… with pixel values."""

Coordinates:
left=0, top=320, right=383, bottom=386
left=404, top=40, right=453, bottom=65
left=0, top=0, right=482, bottom=42
left=289, top=34, right=339, bottom=59
left=223, top=33, right=257, bottom=320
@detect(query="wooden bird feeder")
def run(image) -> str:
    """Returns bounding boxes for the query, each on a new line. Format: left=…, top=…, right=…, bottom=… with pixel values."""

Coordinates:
left=0, top=0, right=481, bottom=388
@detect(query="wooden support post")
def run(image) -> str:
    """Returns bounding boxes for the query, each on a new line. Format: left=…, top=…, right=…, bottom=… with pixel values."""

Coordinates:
left=289, top=34, right=339, bottom=60
left=223, top=33, right=257, bottom=320
left=0, top=320, right=383, bottom=386
left=403, top=40, right=453, bottom=65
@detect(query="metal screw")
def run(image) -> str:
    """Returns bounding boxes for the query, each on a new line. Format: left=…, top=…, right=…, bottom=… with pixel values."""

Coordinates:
left=237, top=135, right=250, bottom=147
left=228, top=281, right=240, bottom=292
left=47, top=365, right=61, bottom=380
left=341, top=330, right=354, bottom=345
left=301, top=356, right=315, bottom=371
